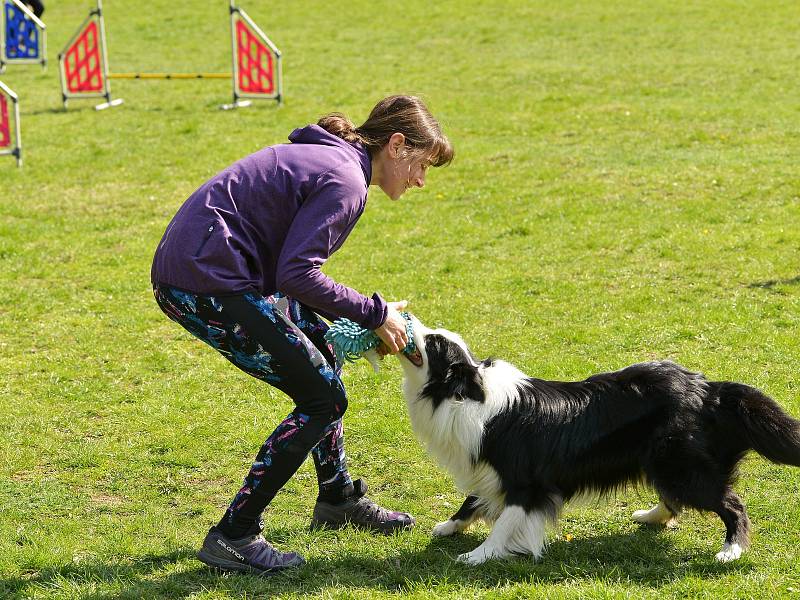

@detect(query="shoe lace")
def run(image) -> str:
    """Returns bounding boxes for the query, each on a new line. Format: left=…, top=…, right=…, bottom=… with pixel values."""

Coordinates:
left=351, top=497, right=391, bottom=523
left=247, top=536, right=284, bottom=568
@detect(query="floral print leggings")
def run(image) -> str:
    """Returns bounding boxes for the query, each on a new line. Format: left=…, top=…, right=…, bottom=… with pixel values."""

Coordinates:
left=154, top=284, right=353, bottom=534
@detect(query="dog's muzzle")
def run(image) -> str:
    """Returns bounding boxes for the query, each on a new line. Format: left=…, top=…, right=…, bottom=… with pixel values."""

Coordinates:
left=403, top=347, right=424, bottom=367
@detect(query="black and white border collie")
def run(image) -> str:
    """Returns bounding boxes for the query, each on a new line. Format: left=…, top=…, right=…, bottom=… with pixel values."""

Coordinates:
left=398, top=317, right=800, bottom=565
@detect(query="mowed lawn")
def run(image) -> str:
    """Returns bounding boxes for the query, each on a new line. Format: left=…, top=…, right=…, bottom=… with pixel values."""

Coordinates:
left=1, top=1, right=799, bottom=598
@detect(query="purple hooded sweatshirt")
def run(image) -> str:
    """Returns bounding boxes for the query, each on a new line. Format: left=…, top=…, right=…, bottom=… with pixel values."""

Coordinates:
left=150, top=125, right=388, bottom=329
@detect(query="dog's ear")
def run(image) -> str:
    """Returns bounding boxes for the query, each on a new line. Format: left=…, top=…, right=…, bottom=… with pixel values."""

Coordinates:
left=445, top=362, right=485, bottom=402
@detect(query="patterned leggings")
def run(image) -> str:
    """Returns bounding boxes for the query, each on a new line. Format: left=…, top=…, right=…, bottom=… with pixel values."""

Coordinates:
left=154, top=284, right=353, bottom=535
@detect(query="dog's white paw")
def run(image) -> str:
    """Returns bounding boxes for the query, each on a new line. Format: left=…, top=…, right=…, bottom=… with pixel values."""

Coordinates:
left=457, top=545, right=504, bottom=565
left=715, top=543, right=743, bottom=563
left=631, top=509, right=651, bottom=523
left=457, top=550, right=487, bottom=565
left=632, top=503, right=676, bottom=527
left=432, top=519, right=459, bottom=537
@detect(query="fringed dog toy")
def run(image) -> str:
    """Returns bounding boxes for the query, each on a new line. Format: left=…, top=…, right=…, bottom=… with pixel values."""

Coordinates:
left=325, top=312, right=416, bottom=372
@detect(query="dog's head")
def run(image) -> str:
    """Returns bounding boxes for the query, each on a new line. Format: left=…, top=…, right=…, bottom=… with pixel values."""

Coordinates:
left=398, top=315, right=485, bottom=405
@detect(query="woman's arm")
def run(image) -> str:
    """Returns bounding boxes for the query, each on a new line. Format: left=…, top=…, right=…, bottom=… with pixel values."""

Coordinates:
left=275, top=166, right=388, bottom=330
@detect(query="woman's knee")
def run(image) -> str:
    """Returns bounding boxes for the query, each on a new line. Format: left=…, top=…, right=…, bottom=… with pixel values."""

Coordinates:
left=331, top=388, right=348, bottom=419
left=298, top=383, right=347, bottom=423
left=323, top=384, right=348, bottom=421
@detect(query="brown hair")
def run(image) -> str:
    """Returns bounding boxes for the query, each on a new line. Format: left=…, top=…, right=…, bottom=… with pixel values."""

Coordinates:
left=317, top=95, right=454, bottom=167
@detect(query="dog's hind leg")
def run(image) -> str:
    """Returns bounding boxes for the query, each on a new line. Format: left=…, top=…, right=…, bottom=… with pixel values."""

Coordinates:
left=457, top=505, right=549, bottom=565
left=712, top=488, right=751, bottom=562
left=645, top=438, right=752, bottom=562
left=654, top=475, right=750, bottom=562
left=433, top=495, right=483, bottom=537
left=632, top=499, right=680, bottom=528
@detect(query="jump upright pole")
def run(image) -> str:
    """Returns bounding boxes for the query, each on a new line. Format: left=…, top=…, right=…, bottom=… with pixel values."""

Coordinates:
left=93, top=0, right=122, bottom=110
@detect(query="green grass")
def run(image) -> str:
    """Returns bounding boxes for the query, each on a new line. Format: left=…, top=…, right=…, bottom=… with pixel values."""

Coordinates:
left=2, top=0, right=800, bottom=597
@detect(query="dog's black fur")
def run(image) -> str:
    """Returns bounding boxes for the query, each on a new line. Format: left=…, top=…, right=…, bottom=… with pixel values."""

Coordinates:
left=415, top=330, right=800, bottom=559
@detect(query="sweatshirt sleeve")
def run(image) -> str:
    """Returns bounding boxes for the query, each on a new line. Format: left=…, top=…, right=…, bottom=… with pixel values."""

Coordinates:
left=275, top=166, right=388, bottom=329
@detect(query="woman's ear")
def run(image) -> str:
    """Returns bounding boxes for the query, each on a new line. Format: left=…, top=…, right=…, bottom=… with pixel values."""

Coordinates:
left=388, top=132, right=406, bottom=158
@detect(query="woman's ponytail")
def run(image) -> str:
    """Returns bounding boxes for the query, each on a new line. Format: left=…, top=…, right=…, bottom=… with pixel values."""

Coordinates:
left=317, top=113, right=363, bottom=144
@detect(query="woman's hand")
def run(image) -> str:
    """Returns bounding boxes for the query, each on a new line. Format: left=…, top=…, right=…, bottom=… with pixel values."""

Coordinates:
left=375, top=301, right=409, bottom=355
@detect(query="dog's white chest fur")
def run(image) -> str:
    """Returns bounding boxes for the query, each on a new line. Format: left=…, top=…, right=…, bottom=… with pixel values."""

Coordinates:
left=403, top=360, right=527, bottom=517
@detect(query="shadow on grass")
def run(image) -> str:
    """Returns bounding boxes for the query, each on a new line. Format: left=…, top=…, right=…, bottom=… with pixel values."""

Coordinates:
left=26, top=107, right=71, bottom=115
left=748, top=275, right=800, bottom=290
left=1, top=527, right=754, bottom=599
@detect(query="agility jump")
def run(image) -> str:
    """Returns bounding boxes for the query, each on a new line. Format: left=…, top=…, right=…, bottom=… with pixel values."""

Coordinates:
left=0, top=0, right=46, bottom=73
left=0, top=79, right=21, bottom=167
left=58, top=0, right=282, bottom=111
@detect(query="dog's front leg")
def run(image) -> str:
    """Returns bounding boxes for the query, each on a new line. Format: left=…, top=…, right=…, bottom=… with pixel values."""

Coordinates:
left=433, top=494, right=482, bottom=537
left=457, top=505, right=548, bottom=565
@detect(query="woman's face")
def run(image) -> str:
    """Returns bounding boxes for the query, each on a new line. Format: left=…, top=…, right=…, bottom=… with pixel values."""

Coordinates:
left=380, top=154, right=429, bottom=201
left=375, top=133, right=431, bottom=201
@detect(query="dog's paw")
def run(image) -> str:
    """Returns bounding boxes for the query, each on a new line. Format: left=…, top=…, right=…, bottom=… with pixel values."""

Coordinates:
left=457, top=550, right=487, bottom=565
left=632, top=503, right=676, bottom=527
left=631, top=509, right=649, bottom=523
left=432, top=519, right=459, bottom=537
left=457, top=545, right=503, bottom=565
left=715, top=543, right=743, bottom=563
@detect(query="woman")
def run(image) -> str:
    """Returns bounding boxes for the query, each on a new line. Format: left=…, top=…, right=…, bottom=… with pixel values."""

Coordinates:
left=151, top=95, right=454, bottom=575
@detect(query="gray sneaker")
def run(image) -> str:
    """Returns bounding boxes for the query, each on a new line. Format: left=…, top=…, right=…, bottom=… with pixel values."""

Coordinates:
left=197, top=525, right=305, bottom=575
left=310, top=479, right=415, bottom=534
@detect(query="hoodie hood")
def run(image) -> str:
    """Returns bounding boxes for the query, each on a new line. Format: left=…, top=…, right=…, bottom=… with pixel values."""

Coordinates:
left=289, top=124, right=372, bottom=185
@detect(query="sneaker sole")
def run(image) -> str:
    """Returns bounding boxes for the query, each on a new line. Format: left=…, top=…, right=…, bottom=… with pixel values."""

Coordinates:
left=197, top=549, right=299, bottom=576
left=309, top=519, right=415, bottom=535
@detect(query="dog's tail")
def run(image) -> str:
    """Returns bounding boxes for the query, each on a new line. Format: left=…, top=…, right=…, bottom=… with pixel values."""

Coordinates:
left=717, top=381, right=800, bottom=466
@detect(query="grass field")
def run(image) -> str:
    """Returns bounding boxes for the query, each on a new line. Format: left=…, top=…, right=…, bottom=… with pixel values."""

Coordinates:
left=2, top=0, right=800, bottom=598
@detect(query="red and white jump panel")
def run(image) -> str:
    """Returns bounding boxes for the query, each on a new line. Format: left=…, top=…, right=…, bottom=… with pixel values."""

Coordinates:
left=225, top=3, right=282, bottom=109
left=57, top=2, right=122, bottom=110
left=0, top=79, right=21, bottom=167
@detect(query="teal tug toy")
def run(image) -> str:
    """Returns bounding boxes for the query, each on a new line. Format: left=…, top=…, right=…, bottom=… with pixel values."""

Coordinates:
left=324, top=312, right=416, bottom=370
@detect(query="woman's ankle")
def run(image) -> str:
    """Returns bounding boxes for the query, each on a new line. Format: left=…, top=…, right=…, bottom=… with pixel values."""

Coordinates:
left=316, top=480, right=356, bottom=505
left=216, top=515, right=262, bottom=540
